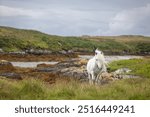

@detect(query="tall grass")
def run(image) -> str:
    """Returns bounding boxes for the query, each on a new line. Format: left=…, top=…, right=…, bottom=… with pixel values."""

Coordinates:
left=0, top=78, right=150, bottom=100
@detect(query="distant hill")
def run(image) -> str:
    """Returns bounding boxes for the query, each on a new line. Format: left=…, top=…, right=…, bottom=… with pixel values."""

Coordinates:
left=0, top=26, right=150, bottom=55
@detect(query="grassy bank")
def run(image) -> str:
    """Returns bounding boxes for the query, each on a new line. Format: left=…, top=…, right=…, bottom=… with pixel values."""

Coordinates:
left=0, top=26, right=150, bottom=54
left=0, top=58, right=150, bottom=100
left=109, top=58, right=150, bottom=78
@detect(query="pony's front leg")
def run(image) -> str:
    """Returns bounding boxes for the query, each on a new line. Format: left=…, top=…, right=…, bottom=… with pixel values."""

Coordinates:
left=91, top=72, right=95, bottom=85
left=95, top=74, right=101, bottom=85
left=88, top=74, right=92, bottom=84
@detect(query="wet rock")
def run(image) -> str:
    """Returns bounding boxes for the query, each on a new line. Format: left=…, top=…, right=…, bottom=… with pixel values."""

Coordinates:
left=0, top=72, right=22, bottom=80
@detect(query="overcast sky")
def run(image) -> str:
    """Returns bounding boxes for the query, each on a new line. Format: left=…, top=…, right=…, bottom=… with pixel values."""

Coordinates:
left=0, top=0, right=150, bottom=36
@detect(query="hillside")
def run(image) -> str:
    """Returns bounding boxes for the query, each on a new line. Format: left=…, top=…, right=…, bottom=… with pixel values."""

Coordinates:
left=0, top=26, right=150, bottom=55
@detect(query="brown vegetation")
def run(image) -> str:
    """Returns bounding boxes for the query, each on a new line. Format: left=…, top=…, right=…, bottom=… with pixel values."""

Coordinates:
left=0, top=53, right=77, bottom=62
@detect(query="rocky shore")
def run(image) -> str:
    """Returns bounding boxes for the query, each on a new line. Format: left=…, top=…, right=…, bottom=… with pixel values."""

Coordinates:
left=0, top=58, right=138, bottom=85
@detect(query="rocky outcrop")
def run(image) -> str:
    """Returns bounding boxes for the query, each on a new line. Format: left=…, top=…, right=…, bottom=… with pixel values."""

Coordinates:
left=36, top=58, right=137, bottom=84
left=36, top=59, right=88, bottom=81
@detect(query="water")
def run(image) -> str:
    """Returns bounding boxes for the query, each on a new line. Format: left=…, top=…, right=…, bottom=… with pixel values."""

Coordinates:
left=11, top=55, right=143, bottom=68
left=11, top=62, right=58, bottom=68
left=79, top=55, right=143, bottom=63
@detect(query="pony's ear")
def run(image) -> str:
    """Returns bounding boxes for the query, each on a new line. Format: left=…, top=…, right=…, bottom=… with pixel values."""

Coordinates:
left=95, top=48, right=99, bottom=51
left=93, top=46, right=97, bottom=52
left=93, top=46, right=97, bottom=53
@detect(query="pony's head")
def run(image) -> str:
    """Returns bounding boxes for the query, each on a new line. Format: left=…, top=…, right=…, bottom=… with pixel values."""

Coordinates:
left=95, top=49, right=103, bottom=56
left=95, top=49, right=106, bottom=68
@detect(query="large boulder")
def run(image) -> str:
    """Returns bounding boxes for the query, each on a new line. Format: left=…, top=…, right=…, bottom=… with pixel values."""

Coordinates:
left=36, top=59, right=88, bottom=81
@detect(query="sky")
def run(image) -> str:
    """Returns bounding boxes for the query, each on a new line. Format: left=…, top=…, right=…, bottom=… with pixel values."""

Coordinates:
left=0, top=0, right=150, bottom=36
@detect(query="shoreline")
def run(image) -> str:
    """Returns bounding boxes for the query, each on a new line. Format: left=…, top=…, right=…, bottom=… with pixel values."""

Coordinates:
left=0, top=53, right=149, bottom=62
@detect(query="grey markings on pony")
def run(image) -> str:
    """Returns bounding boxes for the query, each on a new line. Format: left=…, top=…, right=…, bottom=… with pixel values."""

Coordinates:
left=87, top=49, right=107, bottom=84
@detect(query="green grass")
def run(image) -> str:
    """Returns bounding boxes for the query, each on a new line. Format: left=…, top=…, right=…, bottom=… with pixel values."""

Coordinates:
left=109, top=58, right=150, bottom=78
left=0, top=78, right=150, bottom=100
left=0, top=26, right=150, bottom=54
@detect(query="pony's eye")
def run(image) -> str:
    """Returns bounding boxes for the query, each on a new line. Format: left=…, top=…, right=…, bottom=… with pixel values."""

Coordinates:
left=95, top=53, right=97, bottom=55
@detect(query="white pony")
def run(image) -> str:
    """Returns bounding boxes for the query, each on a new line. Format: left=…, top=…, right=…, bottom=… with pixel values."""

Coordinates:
left=87, top=49, right=107, bottom=84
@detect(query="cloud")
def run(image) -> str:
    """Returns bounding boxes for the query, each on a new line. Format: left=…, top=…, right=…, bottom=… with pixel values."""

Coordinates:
left=0, top=5, right=44, bottom=18
left=0, top=1, right=150, bottom=36
left=106, top=3, right=150, bottom=35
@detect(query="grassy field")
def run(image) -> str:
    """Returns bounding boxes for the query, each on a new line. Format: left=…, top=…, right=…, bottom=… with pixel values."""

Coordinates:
left=0, top=58, right=150, bottom=100
left=0, top=26, right=150, bottom=54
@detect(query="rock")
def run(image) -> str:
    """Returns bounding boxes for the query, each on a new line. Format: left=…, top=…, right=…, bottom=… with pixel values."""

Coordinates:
left=112, top=73, right=140, bottom=79
left=37, top=63, right=55, bottom=68
left=26, top=49, right=52, bottom=55
left=0, top=72, right=22, bottom=80
left=112, top=68, right=132, bottom=79
left=60, top=66, right=87, bottom=80
left=77, top=59, right=88, bottom=65
left=35, top=59, right=88, bottom=80
left=97, top=72, right=115, bottom=84
left=0, top=60, right=15, bottom=72
left=111, top=68, right=141, bottom=79
left=114, top=68, right=132, bottom=74
left=8, top=51, right=26, bottom=55
left=101, top=72, right=114, bottom=79
left=59, top=50, right=74, bottom=55
left=59, top=50, right=67, bottom=54
left=68, top=50, right=74, bottom=53
left=0, top=48, right=3, bottom=53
